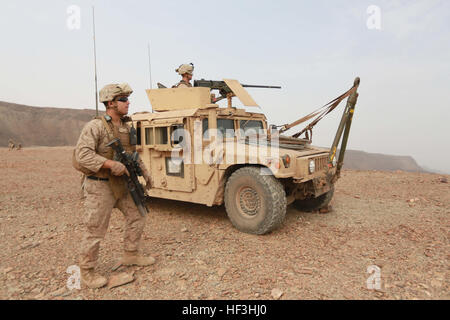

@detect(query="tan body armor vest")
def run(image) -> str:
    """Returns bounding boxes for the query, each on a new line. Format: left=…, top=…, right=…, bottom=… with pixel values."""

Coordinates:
left=94, top=116, right=136, bottom=199
left=172, top=80, right=192, bottom=88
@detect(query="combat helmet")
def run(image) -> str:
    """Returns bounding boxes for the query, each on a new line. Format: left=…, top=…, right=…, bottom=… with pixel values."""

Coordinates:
left=99, top=83, right=133, bottom=103
left=175, top=63, right=194, bottom=75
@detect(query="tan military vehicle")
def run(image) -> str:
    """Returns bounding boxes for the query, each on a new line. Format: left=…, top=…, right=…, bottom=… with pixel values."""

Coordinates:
left=131, top=78, right=360, bottom=234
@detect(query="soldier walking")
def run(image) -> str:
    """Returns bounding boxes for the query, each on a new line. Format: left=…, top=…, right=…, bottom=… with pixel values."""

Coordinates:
left=74, top=83, right=155, bottom=289
left=172, top=63, right=194, bottom=88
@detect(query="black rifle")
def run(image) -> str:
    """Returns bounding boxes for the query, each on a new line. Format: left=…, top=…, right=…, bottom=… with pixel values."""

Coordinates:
left=106, top=138, right=148, bottom=217
left=193, top=79, right=281, bottom=102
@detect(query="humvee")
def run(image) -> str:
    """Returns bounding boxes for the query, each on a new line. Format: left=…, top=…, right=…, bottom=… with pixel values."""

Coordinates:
left=131, top=78, right=360, bottom=234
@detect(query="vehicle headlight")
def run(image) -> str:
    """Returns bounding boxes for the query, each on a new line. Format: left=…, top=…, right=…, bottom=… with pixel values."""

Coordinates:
left=332, top=157, right=337, bottom=167
left=309, top=160, right=316, bottom=173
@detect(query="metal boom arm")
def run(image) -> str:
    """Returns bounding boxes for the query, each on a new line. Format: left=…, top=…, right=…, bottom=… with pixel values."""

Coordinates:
left=329, top=77, right=360, bottom=181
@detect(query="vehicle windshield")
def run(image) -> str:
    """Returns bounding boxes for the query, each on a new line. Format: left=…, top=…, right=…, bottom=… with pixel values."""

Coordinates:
left=240, top=120, right=264, bottom=135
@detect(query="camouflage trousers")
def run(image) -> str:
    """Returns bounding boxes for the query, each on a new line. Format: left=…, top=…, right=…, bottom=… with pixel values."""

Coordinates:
left=79, top=178, right=146, bottom=270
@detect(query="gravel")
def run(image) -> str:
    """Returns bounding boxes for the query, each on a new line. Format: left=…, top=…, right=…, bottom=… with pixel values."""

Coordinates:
left=0, top=147, right=449, bottom=300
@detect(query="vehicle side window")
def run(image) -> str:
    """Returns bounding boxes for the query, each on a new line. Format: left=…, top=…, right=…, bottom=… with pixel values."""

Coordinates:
left=155, top=127, right=168, bottom=144
left=202, top=118, right=209, bottom=139
left=170, top=124, right=185, bottom=145
left=145, top=127, right=154, bottom=145
left=217, top=119, right=235, bottom=138
left=202, top=118, right=235, bottom=139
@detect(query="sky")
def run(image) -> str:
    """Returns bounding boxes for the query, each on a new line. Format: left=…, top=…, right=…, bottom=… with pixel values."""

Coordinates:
left=0, top=0, right=449, bottom=173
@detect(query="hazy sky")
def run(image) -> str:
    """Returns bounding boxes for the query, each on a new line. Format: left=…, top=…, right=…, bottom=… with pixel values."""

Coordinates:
left=1, top=0, right=449, bottom=172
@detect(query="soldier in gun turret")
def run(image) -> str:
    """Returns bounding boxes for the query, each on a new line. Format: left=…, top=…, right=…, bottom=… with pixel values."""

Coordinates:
left=173, top=63, right=194, bottom=88
left=74, top=83, right=155, bottom=289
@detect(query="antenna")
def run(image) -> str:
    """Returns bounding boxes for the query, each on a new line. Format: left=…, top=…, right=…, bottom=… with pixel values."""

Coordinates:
left=148, top=42, right=152, bottom=89
left=92, top=6, right=99, bottom=116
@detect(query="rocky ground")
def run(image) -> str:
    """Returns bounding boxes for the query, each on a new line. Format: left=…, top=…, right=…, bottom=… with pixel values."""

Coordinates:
left=0, top=147, right=448, bottom=300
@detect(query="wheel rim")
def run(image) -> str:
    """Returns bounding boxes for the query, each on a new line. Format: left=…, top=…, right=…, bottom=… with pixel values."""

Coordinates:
left=236, top=186, right=261, bottom=217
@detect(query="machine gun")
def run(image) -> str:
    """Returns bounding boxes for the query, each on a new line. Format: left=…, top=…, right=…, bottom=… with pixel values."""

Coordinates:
left=106, top=138, right=149, bottom=217
left=194, top=79, right=281, bottom=105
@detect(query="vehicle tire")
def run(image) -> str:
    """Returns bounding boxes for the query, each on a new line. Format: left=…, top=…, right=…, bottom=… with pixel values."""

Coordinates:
left=293, top=186, right=335, bottom=212
left=224, top=166, right=286, bottom=235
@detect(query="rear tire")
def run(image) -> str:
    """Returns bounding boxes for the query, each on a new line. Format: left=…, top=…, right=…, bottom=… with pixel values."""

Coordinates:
left=294, top=186, right=335, bottom=212
left=224, top=167, right=286, bottom=235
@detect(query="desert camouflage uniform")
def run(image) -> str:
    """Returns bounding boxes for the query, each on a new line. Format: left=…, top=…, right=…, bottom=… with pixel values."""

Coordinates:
left=75, top=118, right=147, bottom=269
left=172, top=80, right=192, bottom=88
left=173, top=63, right=194, bottom=88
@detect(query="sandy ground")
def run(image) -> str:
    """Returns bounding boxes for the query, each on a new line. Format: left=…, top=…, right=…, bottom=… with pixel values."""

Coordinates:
left=0, top=147, right=448, bottom=300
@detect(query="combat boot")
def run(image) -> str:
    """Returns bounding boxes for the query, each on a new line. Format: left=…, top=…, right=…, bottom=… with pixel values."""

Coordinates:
left=121, top=251, right=156, bottom=266
left=81, top=268, right=108, bottom=289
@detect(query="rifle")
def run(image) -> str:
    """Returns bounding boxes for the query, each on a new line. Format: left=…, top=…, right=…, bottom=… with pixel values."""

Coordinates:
left=106, top=138, right=149, bottom=217
left=194, top=79, right=281, bottom=102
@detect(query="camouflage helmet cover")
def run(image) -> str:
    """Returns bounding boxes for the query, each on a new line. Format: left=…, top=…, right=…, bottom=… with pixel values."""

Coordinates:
left=176, top=63, right=194, bottom=75
left=99, top=83, right=133, bottom=103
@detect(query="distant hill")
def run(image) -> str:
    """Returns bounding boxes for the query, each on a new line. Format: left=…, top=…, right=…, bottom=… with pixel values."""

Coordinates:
left=0, top=101, right=101, bottom=147
left=342, top=150, right=424, bottom=172
left=421, top=165, right=448, bottom=175
left=0, top=101, right=426, bottom=173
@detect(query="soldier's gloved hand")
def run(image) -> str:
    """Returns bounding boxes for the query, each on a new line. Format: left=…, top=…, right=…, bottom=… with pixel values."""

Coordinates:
left=110, top=161, right=129, bottom=176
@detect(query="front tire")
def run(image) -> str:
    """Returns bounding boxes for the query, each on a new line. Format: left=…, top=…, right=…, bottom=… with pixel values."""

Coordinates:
left=224, top=167, right=286, bottom=235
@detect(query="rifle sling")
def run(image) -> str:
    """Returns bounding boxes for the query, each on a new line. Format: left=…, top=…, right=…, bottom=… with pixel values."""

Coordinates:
left=100, top=116, right=117, bottom=141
